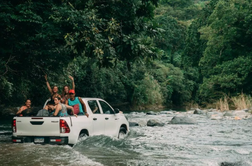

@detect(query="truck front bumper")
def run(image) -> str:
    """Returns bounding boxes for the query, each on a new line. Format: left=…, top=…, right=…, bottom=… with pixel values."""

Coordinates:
left=12, top=136, right=68, bottom=145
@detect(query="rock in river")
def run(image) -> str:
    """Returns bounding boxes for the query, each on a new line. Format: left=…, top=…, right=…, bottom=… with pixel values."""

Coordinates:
left=147, top=119, right=165, bottom=127
left=129, top=122, right=139, bottom=127
left=170, top=115, right=197, bottom=124
left=193, top=108, right=206, bottom=115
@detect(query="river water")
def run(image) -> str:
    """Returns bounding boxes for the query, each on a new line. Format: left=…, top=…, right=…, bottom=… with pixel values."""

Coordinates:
left=1, top=111, right=252, bottom=166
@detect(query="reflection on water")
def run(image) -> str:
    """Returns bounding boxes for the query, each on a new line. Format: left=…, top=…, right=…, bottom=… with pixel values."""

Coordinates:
left=1, top=112, right=252, bottom=166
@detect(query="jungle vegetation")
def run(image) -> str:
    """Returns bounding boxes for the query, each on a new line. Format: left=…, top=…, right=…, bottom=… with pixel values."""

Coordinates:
left=1, top=0, right=252, bottom=110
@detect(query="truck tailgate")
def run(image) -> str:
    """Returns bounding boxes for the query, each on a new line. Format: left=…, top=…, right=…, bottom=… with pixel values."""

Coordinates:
left=16, top=117, right=63, bottom=136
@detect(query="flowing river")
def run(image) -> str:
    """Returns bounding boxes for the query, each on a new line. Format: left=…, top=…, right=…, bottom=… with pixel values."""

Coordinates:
left=1, top=111, right=252, bottom=166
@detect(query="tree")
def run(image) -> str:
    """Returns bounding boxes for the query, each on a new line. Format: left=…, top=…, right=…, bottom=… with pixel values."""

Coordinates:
left=0, top=0, right=160, bottom=106
left=182, top=0, right=252, bottom=103
left=159, top=0, right=194, bottom=8
left=198, top=0, right=252, bottom=100
left=0, top=0, right=74, bottom=105
left=154, top=15, right=186, bottom=66
left=181, top=0, right=219, bottom=103
left=56, top=0, right=160, bottom=70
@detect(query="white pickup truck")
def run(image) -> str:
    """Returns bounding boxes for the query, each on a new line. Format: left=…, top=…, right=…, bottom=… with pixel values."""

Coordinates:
left=12, top=98, right=129, bottom=145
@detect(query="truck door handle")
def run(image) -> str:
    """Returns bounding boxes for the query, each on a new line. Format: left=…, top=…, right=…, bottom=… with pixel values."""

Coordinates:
left=105, top=117, right=109, bottom=120
left=93, top=118, right=97, bottom=121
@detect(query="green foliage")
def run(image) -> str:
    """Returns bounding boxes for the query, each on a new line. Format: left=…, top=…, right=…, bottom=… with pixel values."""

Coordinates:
left=156, top=0, right=205, bottom=20
left=5, top=0, right=252, bottom=110
left=131, top=73, right=163, bottom=107
left=199, top=0, right=252, bottom=74
left=154, top=15, right=186, bottom=65
left=182, top=0, right=252, bottom=104
left=148, top=61, right=192, bottom=106
left=181, top=0, right=219, bottom=103
left=198, top=0, right=252, bottom=101
left=0, top=0, right=160, bottom=107
left=200, top=56, right=252, bottom=100
left=54, top=0, right=160, bottom=69
left=0, top=77, right=13, bottom=99
left=65, top=56, right=127, bottom=102
left=159, top=0, right=194, bottom=8
left=65, top=57, right=190, bottom=108
left=182, top=0, right=218, bottom=68
left=0, top=0, right=72, bottom=105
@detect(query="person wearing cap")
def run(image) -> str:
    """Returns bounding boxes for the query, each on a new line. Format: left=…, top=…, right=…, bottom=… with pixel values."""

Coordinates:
left=66, top=89, right=89, bottom=117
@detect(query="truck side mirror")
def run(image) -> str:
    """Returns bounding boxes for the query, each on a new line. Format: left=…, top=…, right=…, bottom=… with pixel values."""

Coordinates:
left=114, top=108, right=120, bottom=114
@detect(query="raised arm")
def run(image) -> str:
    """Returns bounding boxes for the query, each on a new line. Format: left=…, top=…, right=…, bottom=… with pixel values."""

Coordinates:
left=45, top=74, right=52, bottom=94
left=69, top=75, right=75, bottom=90
left=78, top=97, right=89, bottom=117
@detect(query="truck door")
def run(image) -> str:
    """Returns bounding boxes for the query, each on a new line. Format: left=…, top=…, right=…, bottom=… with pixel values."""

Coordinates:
left=87, top=100, right=105, bottom=135
left=99, top=100, right=118, bottom=137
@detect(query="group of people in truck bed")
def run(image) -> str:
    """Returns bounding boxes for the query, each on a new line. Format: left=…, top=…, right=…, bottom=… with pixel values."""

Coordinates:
left=16, top=75, right=89, bottom=117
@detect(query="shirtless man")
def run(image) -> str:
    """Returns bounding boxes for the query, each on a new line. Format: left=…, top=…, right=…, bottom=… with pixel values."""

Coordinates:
left=16, top=99, right=32, bottom=116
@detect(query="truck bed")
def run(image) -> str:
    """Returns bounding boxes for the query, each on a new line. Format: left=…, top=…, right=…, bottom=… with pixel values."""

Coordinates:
left=12, top=116, right=73, bottom=144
